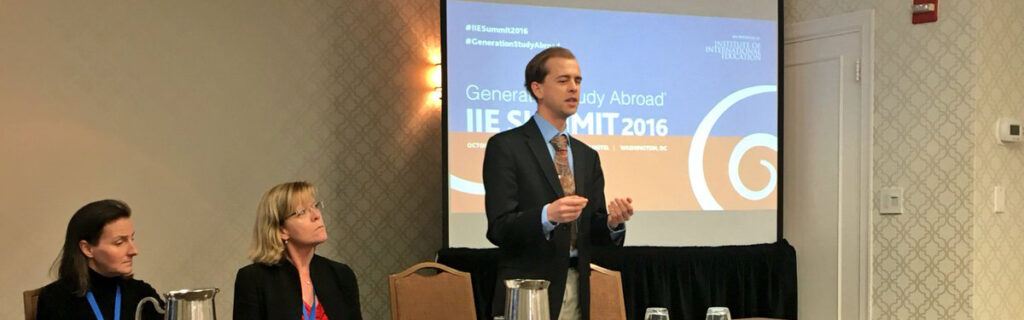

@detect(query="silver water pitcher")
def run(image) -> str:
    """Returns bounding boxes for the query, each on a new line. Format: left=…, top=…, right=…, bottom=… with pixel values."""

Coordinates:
left=136, top=288, right=220, bottom=320
left=504, top=279, right=550, bottom=320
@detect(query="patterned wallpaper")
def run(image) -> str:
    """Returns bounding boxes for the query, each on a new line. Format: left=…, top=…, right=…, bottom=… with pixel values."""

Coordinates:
left=0, top=1, right=441, bottom=319
left=298, top=1, right=444, bottom=318
left=974, top=0, right=1024, bottom=318
left=785, top=0, right=979, bottom=319
left=787, top=0, right=1024, bottom=319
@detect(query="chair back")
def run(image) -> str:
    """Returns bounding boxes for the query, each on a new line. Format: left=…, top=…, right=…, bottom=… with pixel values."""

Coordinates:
left=24, top=287, right=42, bottom=320
left=589, top=263, right=626, bottom=320
left=388, top=262, right=475, bottom=320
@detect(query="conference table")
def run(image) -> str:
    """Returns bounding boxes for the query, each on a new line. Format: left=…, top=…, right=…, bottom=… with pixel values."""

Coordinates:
left=437, top=240, right=796, bottom=320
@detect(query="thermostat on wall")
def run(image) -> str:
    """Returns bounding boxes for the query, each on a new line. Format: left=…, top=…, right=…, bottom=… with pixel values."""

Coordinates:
left=996, top=117, right=1022, bottom=144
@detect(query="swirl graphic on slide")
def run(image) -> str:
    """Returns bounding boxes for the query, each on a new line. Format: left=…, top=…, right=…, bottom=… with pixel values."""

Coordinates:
left=450, top=174, right=486, bottom=195
left=729, top=133, right=778, bottom=200
left=688, top=85, right=777, bottom=210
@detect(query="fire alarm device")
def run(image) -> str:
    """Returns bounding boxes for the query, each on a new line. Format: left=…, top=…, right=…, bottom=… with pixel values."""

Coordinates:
left=913, top=0, right=938, bottom=24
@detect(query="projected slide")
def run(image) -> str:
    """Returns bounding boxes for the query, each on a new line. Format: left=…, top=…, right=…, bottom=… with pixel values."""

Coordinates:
left=446, top=0, right=778, bottom=247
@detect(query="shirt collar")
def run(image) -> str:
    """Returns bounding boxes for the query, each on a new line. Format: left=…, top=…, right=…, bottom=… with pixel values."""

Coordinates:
left=533, top=115, right=569, bottom=143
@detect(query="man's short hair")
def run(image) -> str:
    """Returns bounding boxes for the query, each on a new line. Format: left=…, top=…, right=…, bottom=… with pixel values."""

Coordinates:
left=524, top=46, right=576, bottom=101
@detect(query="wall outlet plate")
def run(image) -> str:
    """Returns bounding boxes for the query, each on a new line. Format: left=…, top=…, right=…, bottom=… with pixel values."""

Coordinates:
left=880, top=187, right=904, bottom=215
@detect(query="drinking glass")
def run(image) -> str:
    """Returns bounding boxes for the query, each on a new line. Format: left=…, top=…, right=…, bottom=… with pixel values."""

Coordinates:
left=644, top=307, right=670, bottom=320
left=705, top=307, right=731, bottom=320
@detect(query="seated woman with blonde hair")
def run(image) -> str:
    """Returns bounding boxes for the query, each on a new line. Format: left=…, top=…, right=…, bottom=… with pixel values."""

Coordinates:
left=233, top=181, right=362, bottom=320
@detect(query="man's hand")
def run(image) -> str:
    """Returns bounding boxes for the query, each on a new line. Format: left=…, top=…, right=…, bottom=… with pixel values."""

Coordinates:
left=607, top=197, right=633, bottom=229
left=547, top=195, right=588, bottom=223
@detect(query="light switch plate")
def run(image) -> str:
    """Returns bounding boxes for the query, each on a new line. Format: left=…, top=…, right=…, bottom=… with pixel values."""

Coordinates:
left=880, top=187, right=904, bottom=215
left=994, top=186, right=1006, bottom=214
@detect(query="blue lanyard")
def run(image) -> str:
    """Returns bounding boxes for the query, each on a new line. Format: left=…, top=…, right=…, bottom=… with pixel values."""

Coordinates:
left=86, top=285, right=121, bottom=320
left=301, top=287, right=316, bottom=320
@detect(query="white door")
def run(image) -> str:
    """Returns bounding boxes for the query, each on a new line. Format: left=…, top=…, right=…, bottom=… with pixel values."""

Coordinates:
left=783, top=10, right=874, bottom=320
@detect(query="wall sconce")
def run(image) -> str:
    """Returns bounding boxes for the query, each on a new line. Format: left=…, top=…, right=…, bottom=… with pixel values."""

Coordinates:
left=430, top=63, right=443, bottom=100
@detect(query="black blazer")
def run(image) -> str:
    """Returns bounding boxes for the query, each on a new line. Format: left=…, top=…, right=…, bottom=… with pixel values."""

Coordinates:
left=483, top=118, right=624, bottom=319
left=233, top=254, right=362, bottom=320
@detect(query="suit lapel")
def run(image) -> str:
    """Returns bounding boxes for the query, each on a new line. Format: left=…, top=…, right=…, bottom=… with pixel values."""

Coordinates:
left=523, top=119, right=564, bottom=198
left=570, top=136, right=586, bottom=196
left=309, top=257, right=344, bottom=319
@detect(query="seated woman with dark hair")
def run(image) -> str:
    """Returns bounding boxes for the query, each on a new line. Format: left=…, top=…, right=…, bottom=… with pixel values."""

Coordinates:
left=234, top=181, right=362, bottom=320
left=37, top=199, right=163, bottom=320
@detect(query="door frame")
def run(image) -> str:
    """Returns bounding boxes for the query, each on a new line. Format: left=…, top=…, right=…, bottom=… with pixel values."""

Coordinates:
left=784, top=9, right=875, bottom=320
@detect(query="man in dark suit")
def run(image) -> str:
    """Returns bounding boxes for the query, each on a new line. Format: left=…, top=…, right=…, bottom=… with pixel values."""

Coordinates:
left=484, top=46, right=634, bottom=320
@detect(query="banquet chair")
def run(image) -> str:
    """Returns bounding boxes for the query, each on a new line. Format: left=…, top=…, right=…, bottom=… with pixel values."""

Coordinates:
left=389, top=262, right=476, bottom=320
left=589, top=263, right=627, bottom=320
left=24, top=287, right=42, bottom=320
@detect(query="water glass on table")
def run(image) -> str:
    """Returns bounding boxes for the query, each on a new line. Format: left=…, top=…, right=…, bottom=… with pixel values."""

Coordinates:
left=705, top=307, right=731, bottom=320
left=644, top=307, right=670, bottom=320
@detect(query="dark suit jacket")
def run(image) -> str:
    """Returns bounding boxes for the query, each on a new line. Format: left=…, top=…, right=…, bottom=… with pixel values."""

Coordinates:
left=233, top=254, right=362, bottom=320
left=483, top=117, right=624, bottom=319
